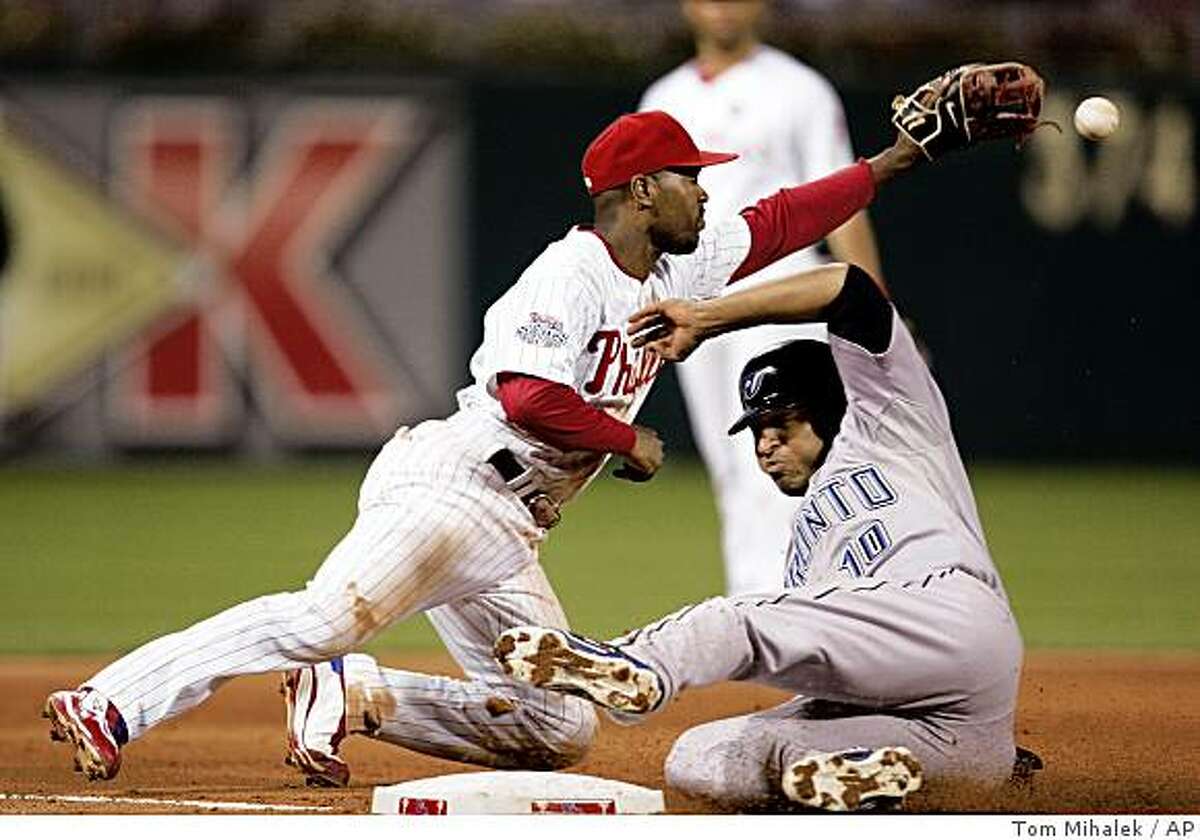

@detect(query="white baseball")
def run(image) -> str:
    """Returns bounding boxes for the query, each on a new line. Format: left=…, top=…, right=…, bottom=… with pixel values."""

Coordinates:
left=1073, top=97, right=1120, bottom=140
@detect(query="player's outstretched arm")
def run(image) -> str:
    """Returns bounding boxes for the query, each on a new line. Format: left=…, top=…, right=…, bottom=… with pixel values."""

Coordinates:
left=725, top=63, right=1047, bottom=286
left=629, top=263, right=853, bottom=362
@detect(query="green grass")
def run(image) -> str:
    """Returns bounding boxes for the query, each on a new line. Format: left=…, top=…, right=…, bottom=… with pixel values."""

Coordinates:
left=973, top=466, right=1200, bottom=648
left=1, top=460, right=1196, bottom=654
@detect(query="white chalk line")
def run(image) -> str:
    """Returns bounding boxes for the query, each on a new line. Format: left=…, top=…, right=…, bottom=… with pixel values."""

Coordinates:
left=0, top=792, right=335, bottom=812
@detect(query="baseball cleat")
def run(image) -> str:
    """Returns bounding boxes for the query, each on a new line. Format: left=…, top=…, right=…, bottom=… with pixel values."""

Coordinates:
left=782, top=746, right=923, bottom=812
left=1010, top=745, right=1045, bottom=787
left=282, top=660, right=350, bottom=788
left=493, top=626, right=664, bottom=714
left=42, top=688, right=128, bottom=781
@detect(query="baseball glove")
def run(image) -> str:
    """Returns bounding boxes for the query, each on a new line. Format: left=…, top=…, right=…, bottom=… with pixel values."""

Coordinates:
left=891, top=62, right=1051, bottom=160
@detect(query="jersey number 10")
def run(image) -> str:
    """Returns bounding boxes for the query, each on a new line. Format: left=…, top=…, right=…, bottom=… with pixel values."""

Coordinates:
left=837, top=520, right=893, bottom=577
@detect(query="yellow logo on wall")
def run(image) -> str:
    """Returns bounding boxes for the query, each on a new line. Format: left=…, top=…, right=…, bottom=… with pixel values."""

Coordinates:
left=0, top=115, right=184, bottom=414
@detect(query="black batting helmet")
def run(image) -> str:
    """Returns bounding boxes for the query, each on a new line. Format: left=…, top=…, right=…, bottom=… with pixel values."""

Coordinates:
left=727, top=339, right=847, bottom=441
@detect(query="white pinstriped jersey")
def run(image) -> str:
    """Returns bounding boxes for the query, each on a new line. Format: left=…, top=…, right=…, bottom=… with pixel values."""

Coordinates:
left=454, top=220, right=752, bottom=502
left=640, top=45, right=855, bottom=287
left=783, top=310, right=1006, bottom=600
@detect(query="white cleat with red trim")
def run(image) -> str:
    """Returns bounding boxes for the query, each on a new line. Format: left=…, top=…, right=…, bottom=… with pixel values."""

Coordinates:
left=43, top=688, right=129, bottom=781
left=282, top=659, right=350, bottom=788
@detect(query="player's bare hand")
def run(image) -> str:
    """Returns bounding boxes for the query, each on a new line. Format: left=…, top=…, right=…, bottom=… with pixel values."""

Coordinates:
left=627, top=299, right=710, bottom=362
left=614, top=425, right=662, bottom=483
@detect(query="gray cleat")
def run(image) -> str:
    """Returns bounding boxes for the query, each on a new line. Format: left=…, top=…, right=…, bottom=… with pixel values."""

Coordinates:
left=494, top=626, right=664, bottom=714
left=782, top=746, right=924, bottom=811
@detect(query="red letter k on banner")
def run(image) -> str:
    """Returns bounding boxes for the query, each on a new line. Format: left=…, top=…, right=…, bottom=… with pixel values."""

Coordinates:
left=109, top=100, right=410, bottom=446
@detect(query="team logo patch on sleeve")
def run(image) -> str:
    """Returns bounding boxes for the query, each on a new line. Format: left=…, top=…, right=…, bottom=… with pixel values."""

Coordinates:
left=516, top=312, right=568, bottom=348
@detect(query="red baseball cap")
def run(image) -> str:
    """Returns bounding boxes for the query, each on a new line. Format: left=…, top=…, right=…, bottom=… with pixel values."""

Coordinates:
left=581, top=111, right=738, bottom=195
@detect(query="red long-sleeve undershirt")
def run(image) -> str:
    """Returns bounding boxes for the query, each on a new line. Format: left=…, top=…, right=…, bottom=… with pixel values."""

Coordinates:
left=496, top=373, right=637, bottom=455
left=731, top=159, right=875, bottom=283
left=497, top=161, right=876, bottom=452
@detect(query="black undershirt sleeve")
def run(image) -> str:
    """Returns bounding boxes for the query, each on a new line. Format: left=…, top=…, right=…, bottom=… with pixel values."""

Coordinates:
left=821, top=264, right=894, bottom=354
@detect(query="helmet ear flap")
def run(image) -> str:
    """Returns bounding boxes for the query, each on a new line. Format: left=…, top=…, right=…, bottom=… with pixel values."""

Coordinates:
left=812, top=373, right=848, bottom=444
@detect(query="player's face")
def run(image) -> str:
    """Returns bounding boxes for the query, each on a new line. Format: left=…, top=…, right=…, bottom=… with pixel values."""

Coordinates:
left=646, top=168, right=708, bottom=255
left=751, top=409, right=825, bottom=496
left=683, top=0, right=765, bottom=51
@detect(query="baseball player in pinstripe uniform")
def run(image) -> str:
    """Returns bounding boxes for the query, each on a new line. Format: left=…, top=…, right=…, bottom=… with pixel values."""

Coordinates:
left=42, top=110, right=925, bottom=786
left=496, top=262, right=1027, bottom=811
left=641, top=0, right=886, bottom=595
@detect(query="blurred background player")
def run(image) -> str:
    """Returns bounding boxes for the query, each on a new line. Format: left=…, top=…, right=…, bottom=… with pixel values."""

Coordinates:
left=640, top=0, right=885, bottom=595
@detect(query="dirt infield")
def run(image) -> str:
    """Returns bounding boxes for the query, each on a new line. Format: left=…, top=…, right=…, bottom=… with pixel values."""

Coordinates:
left=2, top=651, right=1197, bottom=814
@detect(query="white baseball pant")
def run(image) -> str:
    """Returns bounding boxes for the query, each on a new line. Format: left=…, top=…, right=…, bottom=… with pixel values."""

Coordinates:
left=86, top=418, right=596, bottom=767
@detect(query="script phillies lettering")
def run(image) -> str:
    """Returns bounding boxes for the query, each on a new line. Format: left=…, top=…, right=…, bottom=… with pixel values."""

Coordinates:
left=583, top=329, right=663, bottom=397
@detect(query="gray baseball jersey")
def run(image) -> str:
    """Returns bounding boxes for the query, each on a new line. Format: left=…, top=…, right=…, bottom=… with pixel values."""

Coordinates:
left=783, top=308, right=1006, bottom=600
left=610, top=307, right=1022, bottom=804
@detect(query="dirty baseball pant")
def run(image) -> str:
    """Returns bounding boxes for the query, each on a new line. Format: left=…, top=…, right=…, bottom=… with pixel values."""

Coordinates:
left=614, top=567, right=1022, bottom=805
left=85, top=418, right=596, bottom=769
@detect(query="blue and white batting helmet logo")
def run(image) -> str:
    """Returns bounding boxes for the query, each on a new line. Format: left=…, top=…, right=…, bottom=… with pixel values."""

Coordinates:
left=742, top=365, right=778, bottom=404
left=728, top=339, right=844, bottom=436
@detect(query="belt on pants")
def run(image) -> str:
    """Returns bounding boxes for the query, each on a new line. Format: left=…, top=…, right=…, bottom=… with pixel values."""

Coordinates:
left=486, top=449, right=561, bottom=529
